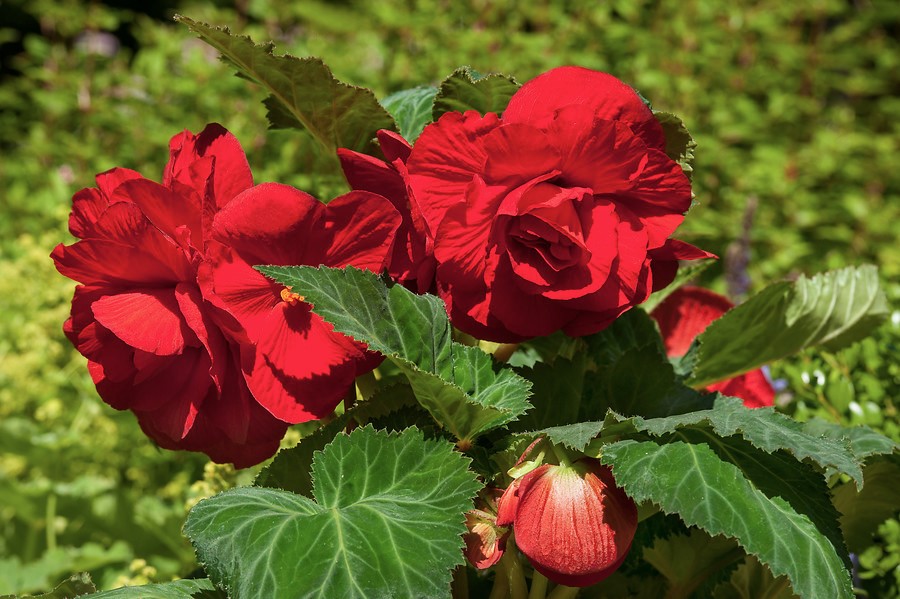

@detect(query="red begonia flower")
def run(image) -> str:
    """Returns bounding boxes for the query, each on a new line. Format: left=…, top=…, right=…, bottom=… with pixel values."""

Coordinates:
left=463, top=488, right=509, bottom=570
left=651, top=286, right=775, bottom=408
left=496, top=459, right=638, bottom=587
left=52, top=124, right=289, bottom=467
left=338, top=130, right=436, bottom=293
left=403, top=66, right=711, bottom=341
left=202, top=183, right=401, bottom=423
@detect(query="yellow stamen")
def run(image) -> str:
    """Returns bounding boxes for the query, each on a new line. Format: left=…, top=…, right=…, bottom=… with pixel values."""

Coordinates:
left=280, top=287, right=305, bottom=305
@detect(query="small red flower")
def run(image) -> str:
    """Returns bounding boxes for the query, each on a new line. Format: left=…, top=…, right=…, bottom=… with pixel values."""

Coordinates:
left=400, top=66, right=712, bottom=342
left=651, top=286, right=775, bottom=408
left=497, top=459, right=638, bottom=587
left=52, top=124, right=289, bottom=467
left=463, top=488, right=509, bottom=569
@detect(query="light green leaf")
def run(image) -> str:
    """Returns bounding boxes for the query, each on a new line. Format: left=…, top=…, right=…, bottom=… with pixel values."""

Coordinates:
left=713, top=556, right=798, bottom=599
left=185, top=427, right=481, bottom=599
left=381, top=86, right=438, bottom=143
left=688, top=265, right=888, bottom=387
left=257, top=265, right=532, bottom=443
left=175, top=17, right=395, bottom=155
left=602, top=439, right=853, bottom=599
left=85, top=579, right=222, bottom=598
left=11, top=573, right=96, bottom=599
left=432, top=67, right=519, bottom=119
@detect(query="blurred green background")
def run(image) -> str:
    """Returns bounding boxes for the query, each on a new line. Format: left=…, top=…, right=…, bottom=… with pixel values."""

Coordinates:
left=0, top=0, right=897, bottom=595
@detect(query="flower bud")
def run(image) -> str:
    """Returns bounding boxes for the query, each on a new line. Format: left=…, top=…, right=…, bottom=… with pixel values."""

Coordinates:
left=497, top=459, right=637, bottom=587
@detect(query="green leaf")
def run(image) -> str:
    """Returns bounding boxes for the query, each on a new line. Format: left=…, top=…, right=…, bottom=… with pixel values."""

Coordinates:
left=583, top=309, right=713, bottom=419
left=186, top=427, right=481, bottom=599
left=801, top=418, right=899, bottom=462
left=713, top=556, right=798, bottom=599
left=257, top=265, right=532, bottom=443
left=432, top=67, right=519, bottom=119
left=653, top=111, right=697, bottom=180
left=643, top=528, right=744, bottom=598
left=12, top=573, right=96, bottom=598
left=602, top=439, right=853, bottom=599
left=642, top=259, right=714, bottom=313
left=85, top=579, right=222, bottom=598
left=175, top=17, right=395, bottom=155
left=531, top=421, right=604, bottom=453
left=688, top=265, right=889, bottom=387
left=605, top=395, right=864, bottom=489
left=508, top=353, right=586, bottom=432
left=255, top=384, right=425, bottom=495
left=832, top=458, right=900, bottom=552
left=381, top=86, right=438, bottom=143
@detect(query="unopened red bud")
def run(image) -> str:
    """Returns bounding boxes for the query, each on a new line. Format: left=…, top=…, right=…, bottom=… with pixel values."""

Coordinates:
left=498, top=459, right=637, bottom=587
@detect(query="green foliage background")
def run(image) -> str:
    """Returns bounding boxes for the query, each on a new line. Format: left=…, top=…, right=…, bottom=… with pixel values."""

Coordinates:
left=0, top=0, right=897, bottom=594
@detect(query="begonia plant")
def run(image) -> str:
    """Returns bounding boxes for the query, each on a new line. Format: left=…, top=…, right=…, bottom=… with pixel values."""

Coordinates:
left=47, top=16, right=898, bottom=599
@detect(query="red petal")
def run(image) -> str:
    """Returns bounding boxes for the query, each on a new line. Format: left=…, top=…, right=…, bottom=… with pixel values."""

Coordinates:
left=407, top=110, right=501, bottom=236
left=212, top=182, right=322, bottom=267
left=111, top=179, right=201, bottom=248
left=481, top=123, right=561, bottom=184
left=503, top=66, right=666, bottom=150
left=241, top=303, right=360, bottom=423
left=708, top=369, right=775, bottom=409
left=52, top=204, right=194, bottom=287
left=318, top=191, right=400, bottom=270
left=650, top=286, right=733, bottom=356
left=164, top=123, right=253, bottom=209
left=648, top=239, right=717, bottom=292
left=338, top=149, right=408, bottom=201
left=91, top=288, right=194, bottom=355
left=376, top=129, right=412, bottom=163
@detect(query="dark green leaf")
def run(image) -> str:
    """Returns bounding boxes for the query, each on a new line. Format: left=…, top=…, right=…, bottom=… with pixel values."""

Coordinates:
left=833, top=459, right=900, bottom=552
left=381, top=86, right=438, bottom=143
left=432, top=67, right=519, bottom=119
left=85, top=579, right=222, bottom=598
left=583, top=309, right=713, bottom=419
left=255, top=384, right=425, bottom=495
left=712, top=556, right=798, bottom=599
left=186, top=427, right=480, bottom=599
left=643, top=528, right=744, bottom=598
left=257, top=265, right=532, bottom=443
left=175, top=17, right=395, bottom=155
left=688, top=265, right=889, bottom=387
left=508, top=353, right=586, bottom=432
left=604, top=395, right=863, bottom=488
left=602, top=439, right=853, bottom=599
left=801, top=418, right=898, bottom=462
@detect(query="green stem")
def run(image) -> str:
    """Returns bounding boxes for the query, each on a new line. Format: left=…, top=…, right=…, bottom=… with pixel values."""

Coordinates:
left=547, top=585, right=579, bottom=599
left=506, top=545, right=529, bottom=599
left=528, top=570, right=549, bottom=599
left=550, top=444, right=573, bottom=468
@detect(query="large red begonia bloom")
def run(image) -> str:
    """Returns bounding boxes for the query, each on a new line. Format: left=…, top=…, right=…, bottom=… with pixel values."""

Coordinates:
left=651, top=286, right=775, bottom=408
left=52, top=123, right=401, bottom=467
left=497, top=459, right=638, bottom=587
left=401, top=66, right=712, bottom=342
left=52, top=124, right=289, bottom=467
